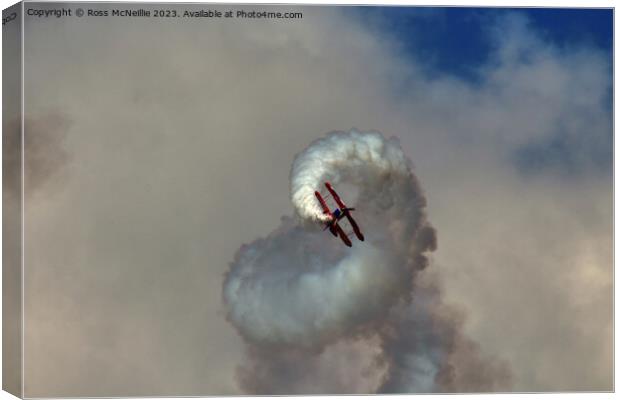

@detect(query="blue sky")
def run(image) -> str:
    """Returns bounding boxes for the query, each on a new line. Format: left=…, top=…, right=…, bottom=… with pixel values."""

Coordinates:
left=355, top=7, right=613, bottom=177
left=356, top=7, right=612, bottom=83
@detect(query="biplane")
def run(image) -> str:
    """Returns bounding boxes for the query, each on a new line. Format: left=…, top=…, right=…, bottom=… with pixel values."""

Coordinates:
left=314, top=182, right=365, bottom=247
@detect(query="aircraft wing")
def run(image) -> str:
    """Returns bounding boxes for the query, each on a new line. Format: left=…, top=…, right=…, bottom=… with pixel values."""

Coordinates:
left=345, top=214, right=364, bottom=241
left=314, top=191, right=331, bottom=215
left=334, top=222, right=352, bottom=247
left=325, top=182, right=346, bottom=209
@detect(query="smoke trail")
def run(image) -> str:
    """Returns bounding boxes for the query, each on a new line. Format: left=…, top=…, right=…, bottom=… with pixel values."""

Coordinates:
left=289, top=130, right=413, bottom=223
left=222, top=129, right=510, bottom=393
left=375, top=271, right=512, bottom=393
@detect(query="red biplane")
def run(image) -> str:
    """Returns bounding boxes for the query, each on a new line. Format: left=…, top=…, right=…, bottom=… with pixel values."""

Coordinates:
left=314, top=182, right=365, bottom=247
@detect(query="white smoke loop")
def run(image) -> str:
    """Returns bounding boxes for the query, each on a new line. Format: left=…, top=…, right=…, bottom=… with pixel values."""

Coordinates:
left=223, top=130, right=434, bottom=348
left=290, top=130, right=412, bottom=223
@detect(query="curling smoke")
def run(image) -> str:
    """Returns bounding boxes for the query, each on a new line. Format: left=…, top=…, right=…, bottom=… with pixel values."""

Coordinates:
left=289, top=130, right=412, bottom=223
left=223, top=130, right=510, bottom=393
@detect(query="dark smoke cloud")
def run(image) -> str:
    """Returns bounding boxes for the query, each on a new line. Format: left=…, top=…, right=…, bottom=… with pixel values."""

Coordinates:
left=377, top=271, right=512, bottom=393
left=3, top=113, right=70, bottom=199
left=222, top=130, right=511, bottom=393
